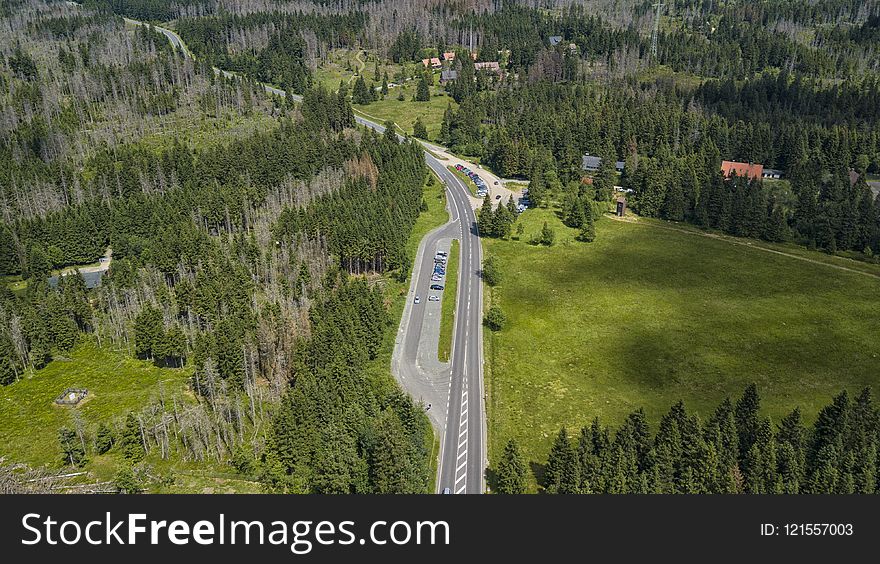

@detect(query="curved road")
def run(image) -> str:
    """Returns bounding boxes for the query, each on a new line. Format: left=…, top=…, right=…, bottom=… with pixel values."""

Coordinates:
left=68, top=2, right=486, bottom=494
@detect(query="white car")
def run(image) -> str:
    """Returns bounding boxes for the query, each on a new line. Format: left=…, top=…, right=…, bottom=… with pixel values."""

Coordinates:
left=414, top=295, right=421, bottom=304
left=428, top=295, right=440, bottom=302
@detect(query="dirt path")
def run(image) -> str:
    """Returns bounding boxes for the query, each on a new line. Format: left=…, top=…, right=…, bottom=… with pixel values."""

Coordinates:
left=609, top=215, right=880, bottom=280
left=349, top=50, right=365, bottom=84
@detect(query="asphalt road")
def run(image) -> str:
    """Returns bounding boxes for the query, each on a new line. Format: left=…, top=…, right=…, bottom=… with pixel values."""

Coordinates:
left=426, top=161, right=485, bottom=495
left=71, top=2, right=486, bottom=494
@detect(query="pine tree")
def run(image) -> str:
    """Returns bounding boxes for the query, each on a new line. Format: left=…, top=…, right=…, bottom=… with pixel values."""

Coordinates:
left=540, top=221, right=555, bottom=246
left=496, top=439, right=527, bottom=494
left=735, top=384, right=761, bottom=463
left=59, top=426, right=87, bottom=467
left=544, top=428, right=579, bottom=493
left=114, top=466, right=142, bottom=494
left=95, top=422, right=114, bottom=454
left=663, top=180, right=686, bottom=221
left=352, top=76, right=372, bottom=105
left=484, top=305, right=506, bottom=331
left=416, top=72, right=431, bottom=102
left=120, top=413, right=145, bottom=462
left=370, top=409, right=414, bottom=494
left=482, top=255, right=502, bottom=286
left=477, top=194, right=495, bottom=236
left=439, top=104, right=453, bottom=145
left=578, top=207, right=596, bottom=242
left=412, top=118, right=428, bottom=140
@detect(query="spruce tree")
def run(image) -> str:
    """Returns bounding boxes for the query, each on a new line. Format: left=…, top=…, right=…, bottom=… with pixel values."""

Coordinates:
left=59, top=426, right=87, bottom=467
left=412, top=117, right=428, bottom=140
left=95, top=422, right=115, bottom=454
left=735, top=384, right=761, bottom=463
left=578, top=207, right=596, bottom=242
left=121, top=413, right=145, bottom=462
left=416, top=72, right=431, bottom=102
left=496, top=439, right=527, bottom=494
left=477, top=194, right=495, bottom=236
left=481, top=255, right=501, bottom=286
left=540, top=221, right=555, bottom=246
left=544, top=428, right=579, bottom=494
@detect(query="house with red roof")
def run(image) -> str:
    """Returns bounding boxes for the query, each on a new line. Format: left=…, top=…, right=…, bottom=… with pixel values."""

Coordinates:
left=721, top=160, right=764, bottom=180
left=421, top=57, right=442, bottom=69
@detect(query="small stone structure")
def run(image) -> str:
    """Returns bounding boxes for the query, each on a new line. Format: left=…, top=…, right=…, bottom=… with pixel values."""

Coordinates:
left=616, top=197, right=627, bottom=217
left=55, top=388, right=88, bottom=406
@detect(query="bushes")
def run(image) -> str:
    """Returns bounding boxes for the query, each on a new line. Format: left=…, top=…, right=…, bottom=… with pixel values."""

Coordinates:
left=485, top=305, right=506, bottom=331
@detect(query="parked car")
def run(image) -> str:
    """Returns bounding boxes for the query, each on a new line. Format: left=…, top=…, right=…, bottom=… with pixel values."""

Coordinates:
left=430, top=284, right=444, bottom=290
left=432, top=274, right=442, bottom=282
left=429, top=295, right=440, bottom=302
left=495, top=194, right=501, bottom=200
left=414, top=295, right=420, bottom=304
left=494, top=180, right=499, bottom=185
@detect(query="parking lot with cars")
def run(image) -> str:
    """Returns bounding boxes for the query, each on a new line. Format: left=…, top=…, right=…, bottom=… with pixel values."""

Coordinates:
left=454, top=163, right=490, bottom=199
left=414, top=248, right=449, bottom=306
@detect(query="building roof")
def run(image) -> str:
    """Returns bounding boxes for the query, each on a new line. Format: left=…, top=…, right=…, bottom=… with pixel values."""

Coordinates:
left=582, top=155, right=602, bottom=170
left=440, top=70, right=458, bottom=81
left=549, top=36, right=563, bottom=46
left=721, top=160, right=764, bottom=180
left=443, top=52, right=456, bottom=61
left=849, top=169, right=861, bottom=187
left=422, top=57, right=442, bottom=67
left=763, top=168, right=783, bottom=177
left=868, top=181, right=880, bottom=197
left=474, top=61, right=501, bottom=72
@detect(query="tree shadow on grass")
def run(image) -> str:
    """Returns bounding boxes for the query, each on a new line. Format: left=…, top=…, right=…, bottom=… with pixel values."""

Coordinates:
left=484, top=466, right=497, bottom=492
left=530, top=461, right=546, bottom=491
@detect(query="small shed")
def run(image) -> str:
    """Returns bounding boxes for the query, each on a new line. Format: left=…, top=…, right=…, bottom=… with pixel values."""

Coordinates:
left=616, top=197, right=627, bottom=217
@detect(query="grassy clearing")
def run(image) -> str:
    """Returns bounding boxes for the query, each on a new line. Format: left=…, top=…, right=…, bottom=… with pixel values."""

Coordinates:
left=0, top=339, right=193, bottom=469
left=136, top=110, right=279, bottom=153
left=485, top=205, right=880, bottom=480
left=317, top=48, right=456, bottom=140
left=355, top=87, right=455, bottom=140
left=313, top=49, right=364, bottom=91
left=438, top=239, right=460, bottom=362
left=648, top=217, right=880, bottom=277
left=2, top=275, right=27, bottom=294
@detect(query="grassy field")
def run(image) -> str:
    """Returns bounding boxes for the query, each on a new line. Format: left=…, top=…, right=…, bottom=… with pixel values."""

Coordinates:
left=313, top=49, right=365, bottom=91
left=316, top=48, right=456, bottom=140
left=0, top=340, right=192, bottom=468
left=484, top=206, right=880, bottom=482
left=438, top=239, right=460, bottom=362
left=354, top=83, right=456, bottom=140
left=2, top=275, right=27, bottom=295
